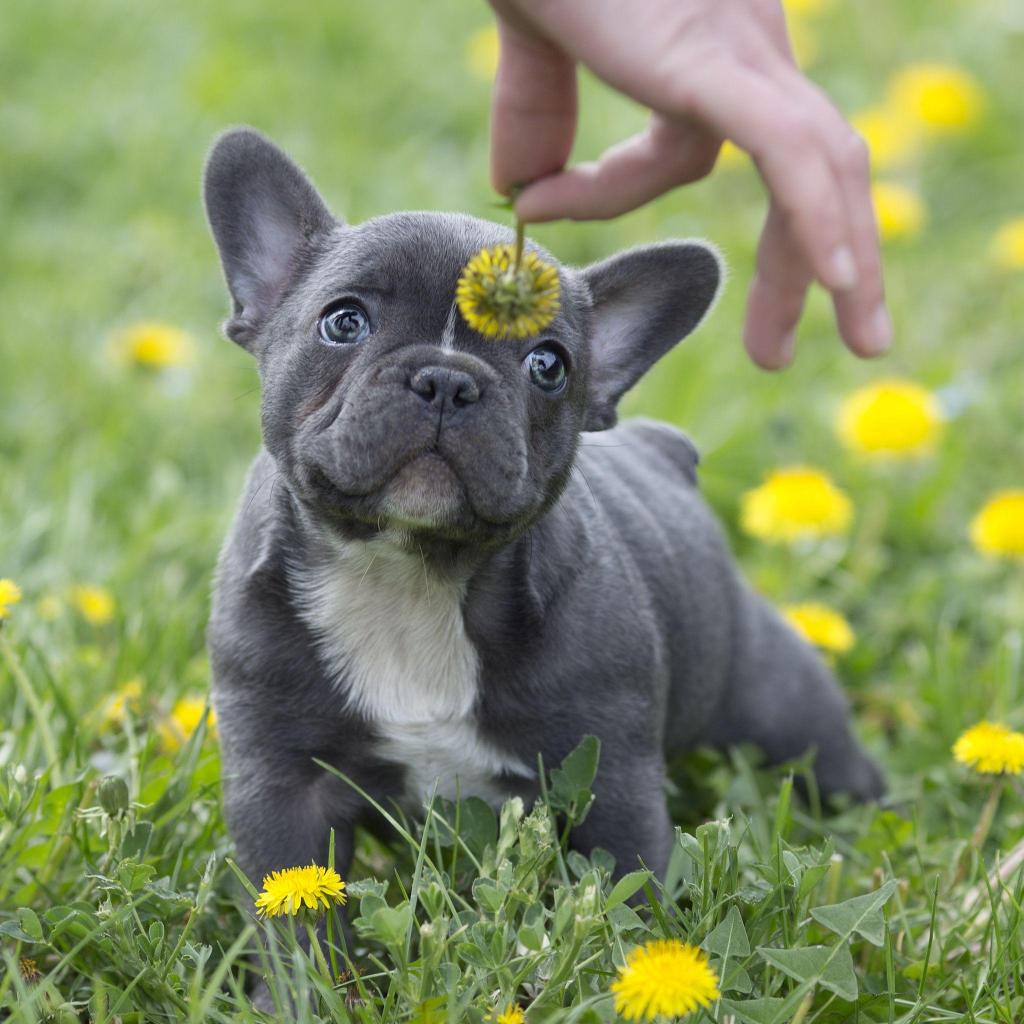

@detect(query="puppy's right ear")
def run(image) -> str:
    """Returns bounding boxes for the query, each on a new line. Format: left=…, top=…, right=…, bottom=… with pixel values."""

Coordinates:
left=203, top=128, right=335, bottom=346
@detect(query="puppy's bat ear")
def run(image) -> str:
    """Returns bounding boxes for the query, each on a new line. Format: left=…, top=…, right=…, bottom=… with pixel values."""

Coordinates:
left=203, top=127, right=336, bottom=347
left=582, top=241, right=723, bottom=432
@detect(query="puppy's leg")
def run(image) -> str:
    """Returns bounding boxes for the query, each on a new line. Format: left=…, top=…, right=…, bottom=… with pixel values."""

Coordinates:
left=570, top=753, right=673, bottom=878
left=710, top=591, right=884, bottom=802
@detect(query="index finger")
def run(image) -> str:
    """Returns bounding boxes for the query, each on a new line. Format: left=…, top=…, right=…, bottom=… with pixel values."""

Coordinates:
left=490, top=20, right=578, bottom=195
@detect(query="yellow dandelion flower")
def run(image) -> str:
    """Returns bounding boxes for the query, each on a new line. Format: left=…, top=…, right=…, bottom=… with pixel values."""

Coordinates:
left=970, top=490, right=1024, bottom=559
left=101, top=678, right=144, bottom=728
left=872, top=181, right=927, bottom=242
left=255, top=864, right=347, bottom=918
left=741, top=467, right=853, bottom=544
left=466, top=24, right=499, bottom=81
left=953, top=721, right=1024, bottom=775
left=836, top=378, right=943, bottom=458
left=491, top=1004, right=525, bottom=1024
left=887, top=63, right=984, bottom=137
left=611, top=939, right=720, bottom=1022
left=0, top=578, right=23, bottom=621
left=456, top=244, right=560, bottom=340
left=112, top=321, right=195, bottom=370
left=71, top=585, right=115, bottom=625
left=158, top=696, right=216, bottom=751
left=990, top=217, right=1024, bottom=272
left=850, top=105, right=922, bottom=172
left=782, top=602, right=855, bottom=654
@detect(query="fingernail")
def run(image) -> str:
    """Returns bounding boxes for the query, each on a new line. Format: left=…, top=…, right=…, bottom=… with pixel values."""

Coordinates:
left=862, top=305, right=893, bottom=355
left=828, top=246, right=858, bottom=290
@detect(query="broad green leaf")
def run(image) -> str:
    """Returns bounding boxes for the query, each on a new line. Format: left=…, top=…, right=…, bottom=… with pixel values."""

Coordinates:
left=17, top=906, right=43, bottom=941
left=757, top=943, right=858, bottom=1002
left=472, top=877, right=505, bottom=914
left=368, top=904, right=412, bottom=948
left=810, top=879, right=898, bottom=947
left=719, top=996, right=791, bottom=1024
left=704, top=907, right=752, bottom=993
left=549, top=735, right=600, bottom=823
left=605, top=870, right=651, bottom=911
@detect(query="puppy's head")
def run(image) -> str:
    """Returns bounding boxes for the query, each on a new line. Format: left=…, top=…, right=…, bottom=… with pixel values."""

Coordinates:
left=204, top=128, right=721, bottom=549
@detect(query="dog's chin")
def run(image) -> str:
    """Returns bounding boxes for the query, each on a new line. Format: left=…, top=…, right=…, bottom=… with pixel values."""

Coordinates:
left=377, top=451, right=470, bottom=528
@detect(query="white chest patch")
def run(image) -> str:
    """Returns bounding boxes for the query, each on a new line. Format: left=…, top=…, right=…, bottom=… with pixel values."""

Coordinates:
left=290, top=535, right=531, bottom=806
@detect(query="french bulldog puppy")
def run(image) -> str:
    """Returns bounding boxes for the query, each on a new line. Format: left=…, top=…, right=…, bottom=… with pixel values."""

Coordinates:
left=203, top=128, right=883, bottom=890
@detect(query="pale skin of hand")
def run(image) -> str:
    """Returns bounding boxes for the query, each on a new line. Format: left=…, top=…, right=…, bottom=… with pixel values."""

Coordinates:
left=487, top=0, right=892, bottom=369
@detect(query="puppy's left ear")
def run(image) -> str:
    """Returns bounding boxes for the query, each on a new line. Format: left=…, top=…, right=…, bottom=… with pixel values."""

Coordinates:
left=203, top=127, right=336, bottom=347
left=582, top=241, right=722, bottom=431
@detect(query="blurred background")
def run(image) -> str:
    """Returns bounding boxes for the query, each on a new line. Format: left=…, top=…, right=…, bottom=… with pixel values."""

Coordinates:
left=1, top=0, right=1023, bottom=780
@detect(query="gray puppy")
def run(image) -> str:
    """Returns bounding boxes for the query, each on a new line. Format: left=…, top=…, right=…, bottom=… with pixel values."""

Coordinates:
left=203, top=128, right=883, bottom=889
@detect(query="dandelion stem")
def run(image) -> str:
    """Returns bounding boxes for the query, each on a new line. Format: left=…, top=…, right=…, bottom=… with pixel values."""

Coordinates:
left=970, top=778, right=1004, bottom=852
left=513, top=216, right=525, bottom=271
left=305, top=922, right=332, bottom=980
left=1, top=637, right=62, bottom=785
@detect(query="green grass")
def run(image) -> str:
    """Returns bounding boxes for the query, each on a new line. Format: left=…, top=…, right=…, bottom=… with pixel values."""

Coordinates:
left=2, top=0, right=1024, bottom=1020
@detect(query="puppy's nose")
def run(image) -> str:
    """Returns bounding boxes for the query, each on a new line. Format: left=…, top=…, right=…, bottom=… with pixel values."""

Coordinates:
left=408, top=366, right=481, bottom=410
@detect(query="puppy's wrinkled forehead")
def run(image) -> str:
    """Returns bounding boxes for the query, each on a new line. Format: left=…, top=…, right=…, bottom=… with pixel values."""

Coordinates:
left=301, top=212, right=583, bottom=344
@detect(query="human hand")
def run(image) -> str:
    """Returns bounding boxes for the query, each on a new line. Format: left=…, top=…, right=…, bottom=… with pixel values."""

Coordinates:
left=487, top=0, right=891, bottom=369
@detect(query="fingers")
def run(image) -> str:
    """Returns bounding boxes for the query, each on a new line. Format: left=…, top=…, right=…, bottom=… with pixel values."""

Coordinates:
left=489, top=19, right=578, bottom=196
left=515, top=115, right=719, bottom=222
left=744, top=202, right=812, bottom=369
left=767, top=63, right=891, bottom=357
left=687, top=60, right=858, bottom=295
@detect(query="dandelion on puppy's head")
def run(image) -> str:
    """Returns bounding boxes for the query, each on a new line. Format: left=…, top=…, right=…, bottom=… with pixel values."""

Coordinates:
left=255, top=864, right=347, bottom=919
left=611, top=939, right=720, bottom=1022
left=456, top=243, right=560, bottom=340
left=953, top=721, right=1024, bottom=776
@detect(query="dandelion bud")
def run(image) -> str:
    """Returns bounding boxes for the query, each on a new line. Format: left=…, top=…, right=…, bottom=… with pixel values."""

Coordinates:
left=98, top=774, right=130, bottom=818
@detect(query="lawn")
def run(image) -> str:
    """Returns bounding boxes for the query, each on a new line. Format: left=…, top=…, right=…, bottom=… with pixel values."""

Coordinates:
left=2, top=0, right=1024, bottom=1020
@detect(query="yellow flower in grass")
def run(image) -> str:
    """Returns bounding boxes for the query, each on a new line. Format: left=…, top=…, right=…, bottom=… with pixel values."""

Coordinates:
left=101, top=678, right=144, bottom=728
left=611, top=939, right=720, bottom=1022
left=990, top=217, right=1024, bottom=271
left=850, top=106, right=922, bottom=172
left=71, top=585, right=115, bottom=625
left=456, top=244, right=560, bottom=339
left=158, top=696, right=216, bottom=751
left=255, top=864, right=347, bottom=918
left=837, top=379, right=942, bottom=458
left=887, top=63, right=984, bottom=137
left=782, top=603, right=855, bottom=654
left=741, top=467, right=853, bottom=544
left=113, top=321, right=195, bottom=370
left=872, top=182, right=927, bottom=242
left=466, top=24, right=499, bottom=81
left=954, top=722, right=1024, bottom=775
left=0, top=579, right=23, bottom=620
left=970, top=490, right=1024, bottom=559
left=491, top=1004, right=525, bottom=1024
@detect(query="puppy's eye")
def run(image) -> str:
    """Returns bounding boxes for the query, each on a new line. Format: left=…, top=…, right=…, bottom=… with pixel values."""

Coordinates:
left=525, top=346, right=567, bottom=393
left=318, top=304, right=371, bottom=345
